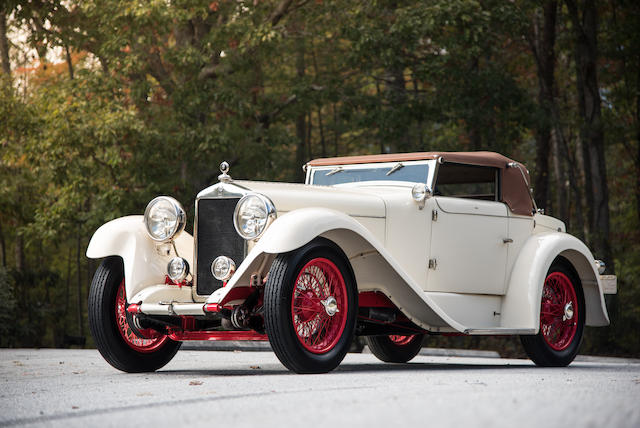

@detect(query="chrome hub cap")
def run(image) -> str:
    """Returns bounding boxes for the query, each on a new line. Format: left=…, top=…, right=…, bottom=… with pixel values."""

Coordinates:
left=321, top=296, right=339, bottom=317
left=563, top=302, right=574, bottom=321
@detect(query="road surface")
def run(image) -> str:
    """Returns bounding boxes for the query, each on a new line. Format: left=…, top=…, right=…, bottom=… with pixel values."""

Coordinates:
left=1, top=348, right=639, bottom=427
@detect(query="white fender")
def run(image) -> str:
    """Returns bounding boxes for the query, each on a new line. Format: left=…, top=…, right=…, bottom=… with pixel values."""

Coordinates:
left=501, top=231, right=609, bottom=330
left=207, top=208, right=463, bottom=332
left=86, top=215, right=194, bottom=301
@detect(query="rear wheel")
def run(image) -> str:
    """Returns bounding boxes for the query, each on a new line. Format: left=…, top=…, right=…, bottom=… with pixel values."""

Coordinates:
left=88, top=257, right=181, bottom=372
left=520, top=261, right=585, bottom=367
left=365, top=334, right=423, bottom=363
left=264, top=239, right=357, bottom=373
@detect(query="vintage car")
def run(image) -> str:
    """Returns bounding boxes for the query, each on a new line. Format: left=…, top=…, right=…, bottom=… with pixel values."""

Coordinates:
left=87, top=151, right=617, bottom=373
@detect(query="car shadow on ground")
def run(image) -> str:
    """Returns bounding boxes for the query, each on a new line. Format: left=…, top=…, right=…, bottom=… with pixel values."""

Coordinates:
left=156, top=358, right=631, bottom=377
left=157, top=360, right=537, bottom=377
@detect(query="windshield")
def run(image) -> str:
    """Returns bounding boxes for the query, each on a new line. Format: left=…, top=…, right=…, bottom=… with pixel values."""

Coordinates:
left=310, top=161, right=431, bottom=186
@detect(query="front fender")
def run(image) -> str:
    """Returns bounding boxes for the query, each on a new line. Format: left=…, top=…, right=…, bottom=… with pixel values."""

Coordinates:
left=257, top=207, right=376, bottom=254
left=86, top=215, right=194, bottom=301
left=501, top=231, right=609, bottom=330
left=207, top=208, right=460, bottom=332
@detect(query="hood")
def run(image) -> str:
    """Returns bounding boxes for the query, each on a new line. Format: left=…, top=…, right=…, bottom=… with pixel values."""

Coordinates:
left=234, top=180, right=386, bottom=218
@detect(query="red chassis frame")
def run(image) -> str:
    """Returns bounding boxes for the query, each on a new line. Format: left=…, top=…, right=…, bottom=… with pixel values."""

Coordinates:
left=128, top=291, right=432, bottom=342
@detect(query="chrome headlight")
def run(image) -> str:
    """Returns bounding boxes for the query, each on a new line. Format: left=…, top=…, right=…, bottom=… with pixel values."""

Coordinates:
left=144, top=196, right=186, bottom=242
left=233, top=193, right=276, bottom=240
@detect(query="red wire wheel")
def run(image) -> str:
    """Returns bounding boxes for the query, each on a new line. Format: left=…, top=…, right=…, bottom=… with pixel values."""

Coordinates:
left=365, top=333, right=423, bottom=363
left=520, top=261, right=585, bottom=367
left=114, top=280, right=168, bottom=353
left=291, top=258, right=348, bottom=354
left=539, top=271, right=578, bottom=351
left=388, top=335, right=416, bottom=346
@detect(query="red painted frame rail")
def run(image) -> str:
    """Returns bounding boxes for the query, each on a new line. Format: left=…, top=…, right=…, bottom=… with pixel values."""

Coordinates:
left=167, top=330, right=268, bottom=341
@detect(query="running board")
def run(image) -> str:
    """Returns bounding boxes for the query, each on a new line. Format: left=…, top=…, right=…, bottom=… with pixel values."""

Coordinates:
left=464, top=328, right=536, bottom=335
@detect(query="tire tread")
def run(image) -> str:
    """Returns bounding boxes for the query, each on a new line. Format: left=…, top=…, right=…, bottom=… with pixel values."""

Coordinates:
left=365, top=335, right=423, bottom=363
left=88, top=257, right=180, bottom=373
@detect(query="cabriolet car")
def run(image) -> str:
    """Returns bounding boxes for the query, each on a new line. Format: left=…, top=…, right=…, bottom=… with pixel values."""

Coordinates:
left=87, top=151, right=617, bottom=373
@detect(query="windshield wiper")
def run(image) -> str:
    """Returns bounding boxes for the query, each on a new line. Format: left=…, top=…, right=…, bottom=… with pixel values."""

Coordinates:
left=386, top=162, right=404, bottom=176
left=325, top=167, right=344, bottom=176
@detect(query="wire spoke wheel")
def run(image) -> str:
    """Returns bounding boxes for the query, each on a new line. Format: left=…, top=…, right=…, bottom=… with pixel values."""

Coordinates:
left=264, top=239, right=357, bottom=373
left=520, top=260, right=585, bottom=367
left=291, top=258, right=348, bottom=354
left=388, top=335, right=417, bottom=346
left=540, top=272, right=578, bottom=351
left=114, top=280, right=168, bottom=353
left=365, top=333, right=423, bottom=363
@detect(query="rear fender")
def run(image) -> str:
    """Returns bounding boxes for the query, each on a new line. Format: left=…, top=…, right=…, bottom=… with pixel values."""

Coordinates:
left=86, top=215, right=194, bottom=301
left=501, top=232, right=609, bottom=330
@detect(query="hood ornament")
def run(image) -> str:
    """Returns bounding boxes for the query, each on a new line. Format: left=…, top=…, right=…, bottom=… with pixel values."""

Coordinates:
left=218, top=161, right=231, bottom=183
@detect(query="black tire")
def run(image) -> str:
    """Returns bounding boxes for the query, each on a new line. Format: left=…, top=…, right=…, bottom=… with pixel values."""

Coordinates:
left=520, top=260, right=585, bottom=367
left=264, top=239, right=357, bottom=374
left=88, top=257, right=181, bottom=372
left=365, top=334, right=424, bottom=363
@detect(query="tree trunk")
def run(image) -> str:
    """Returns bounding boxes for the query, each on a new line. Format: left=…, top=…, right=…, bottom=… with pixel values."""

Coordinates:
left=387, top=66, right=409, bottom=152
left=65, top=45, right=74, bottom=80
left=566, top=0, right=613, bottom=269
left=76, top=233, right=84, bottom=339
left=0, top=7, right=10, bottom=77
left=551, top=131, right=569, bottom=222
left=375, top=80, right=384, bottom=153
left=636, top=58, right=640, bottom=225
left=317, top=107, right=326, bottom=158
left=295, top=36, right=306, bottom=181
left=468, top=57, right=482, bottom=150
left=332, top=103, right=340, bottom=156
left=306, top=111, right=313, bottom=160
left=530, top=1, right=557, bottom=211
left=15, top=234, right=25, bottom=272
left=412, top=77, right=425, bottom=150
left=64, top=246, right=72, bottom=333
left=0, top=221, right=6, bottom=267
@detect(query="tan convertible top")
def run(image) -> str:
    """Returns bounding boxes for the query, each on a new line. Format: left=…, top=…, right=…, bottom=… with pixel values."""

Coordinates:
left=307, top=151, right=535, bottom=216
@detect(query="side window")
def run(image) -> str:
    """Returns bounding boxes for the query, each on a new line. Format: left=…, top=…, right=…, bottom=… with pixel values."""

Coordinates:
left=434, top=163, right=499, bottom=201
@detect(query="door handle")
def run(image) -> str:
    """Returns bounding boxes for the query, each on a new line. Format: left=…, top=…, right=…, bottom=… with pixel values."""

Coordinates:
left=503, top=238, right=513, bottom=244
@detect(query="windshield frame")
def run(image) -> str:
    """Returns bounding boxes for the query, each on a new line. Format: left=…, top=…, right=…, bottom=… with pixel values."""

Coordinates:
left=306, top=159, right=438, bottom=188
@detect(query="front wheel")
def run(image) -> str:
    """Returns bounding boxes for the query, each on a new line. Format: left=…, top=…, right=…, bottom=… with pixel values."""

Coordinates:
left=365, top=334, right=424, bottom=363
left=264, top=239, right=357, bottom=373
left=88, top=257, right=181, bottom=372
left=520, top=261, right=585, bottom=367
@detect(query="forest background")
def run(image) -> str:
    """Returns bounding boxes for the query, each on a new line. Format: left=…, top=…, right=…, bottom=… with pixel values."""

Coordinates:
left=0, top=0, right=638, bottom=357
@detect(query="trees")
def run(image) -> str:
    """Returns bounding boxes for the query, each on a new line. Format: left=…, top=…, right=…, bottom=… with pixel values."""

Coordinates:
left=0, top=0, right=637, bottom=356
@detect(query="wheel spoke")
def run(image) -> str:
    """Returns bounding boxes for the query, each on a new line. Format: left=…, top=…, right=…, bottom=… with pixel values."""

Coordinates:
left=290, top=257, right=348, bottom=354
left=114, top=280, right=167, bottom=353
left=539, top=271, right=578, bottom=351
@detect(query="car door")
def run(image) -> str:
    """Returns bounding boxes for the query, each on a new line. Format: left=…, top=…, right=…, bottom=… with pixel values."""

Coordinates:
left=425, top=163, right=509, bottom=295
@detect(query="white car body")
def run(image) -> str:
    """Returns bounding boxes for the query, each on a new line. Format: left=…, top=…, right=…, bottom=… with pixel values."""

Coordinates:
left=87, top=151, right=616, bottom=372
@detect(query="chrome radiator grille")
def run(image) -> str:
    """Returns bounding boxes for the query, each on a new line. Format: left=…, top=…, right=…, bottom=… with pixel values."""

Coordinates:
left=195, top=198, right=245, bottom=295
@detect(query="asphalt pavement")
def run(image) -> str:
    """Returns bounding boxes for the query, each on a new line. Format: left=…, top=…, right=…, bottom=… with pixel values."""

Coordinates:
left=1, top=348, right=639, bottom=428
